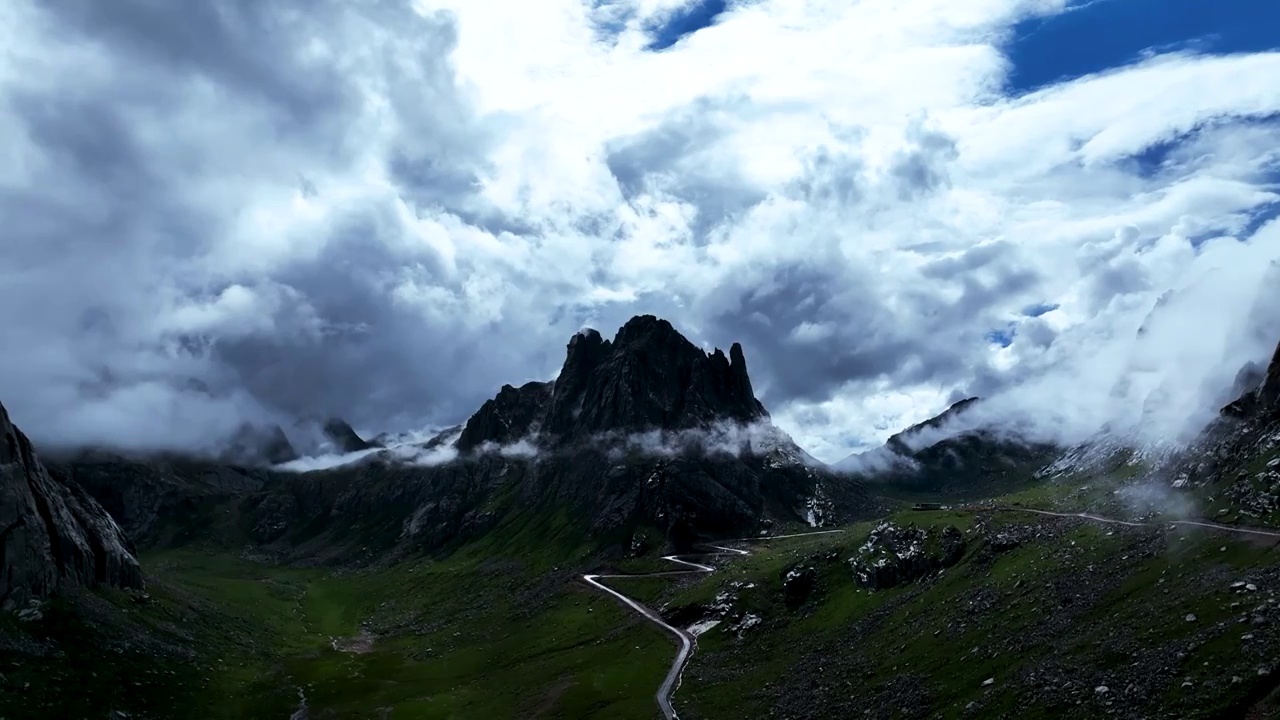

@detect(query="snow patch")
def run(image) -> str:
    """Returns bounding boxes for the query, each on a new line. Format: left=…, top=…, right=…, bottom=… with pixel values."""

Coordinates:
left=687, top=619, right=721, bottom=636
left=732, top=613, right=762, bottom=636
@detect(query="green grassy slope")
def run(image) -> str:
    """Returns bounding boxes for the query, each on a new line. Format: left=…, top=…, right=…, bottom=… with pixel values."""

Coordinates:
left=0, top=538, right=673, bottom=719
left=650, top=508, right=1280, bottom=719
left=9, top=433, right=1280, bottom=720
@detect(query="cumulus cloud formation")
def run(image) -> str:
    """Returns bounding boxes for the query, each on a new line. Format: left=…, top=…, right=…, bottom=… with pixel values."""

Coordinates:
left=0, top=0, right=1278, bottom=462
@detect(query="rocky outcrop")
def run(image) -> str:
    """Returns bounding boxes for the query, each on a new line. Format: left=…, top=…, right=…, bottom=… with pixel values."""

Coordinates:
left=456, top=382, right=553, bottom=452
left=847, top=521, right=965, bottom=590
left=544, top=329, right=613, bottom=434
left=0, top=400, right=142, bottom=610
left=566, top=316, right=766, bottom=438
left=1172, top=337, right=1280, bottom=507
left=1221, top=345, right=1280, bottom=419
left=1260, top=340, right=1280, bottom=411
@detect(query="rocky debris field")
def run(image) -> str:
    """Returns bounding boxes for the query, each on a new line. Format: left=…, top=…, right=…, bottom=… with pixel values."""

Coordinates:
left=848, top=521, right=966, bottom=590
left=1219, top=464, right=1280, bottom=519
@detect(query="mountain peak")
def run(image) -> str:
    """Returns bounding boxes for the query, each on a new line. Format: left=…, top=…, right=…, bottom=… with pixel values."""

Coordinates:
left=320, top=418, right=374, bottom=453
left=221, top=423, right=299, bottom=466
left=565, top=315, right=766, bottom=437
left=613, top=314, right=678, bottom=343
left=886, top=396, right=981, bottom=453
left=460, top=316, right=769, bottom=450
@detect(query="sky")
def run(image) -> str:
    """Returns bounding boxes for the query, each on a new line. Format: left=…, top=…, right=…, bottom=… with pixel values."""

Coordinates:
left=1, top=0, right=1278, bottom=463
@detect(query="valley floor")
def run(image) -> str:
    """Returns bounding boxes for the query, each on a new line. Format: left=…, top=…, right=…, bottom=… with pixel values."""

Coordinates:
left=8, top=463, right=1280, bottom=718
left=0, top=544, right=672, bottom=719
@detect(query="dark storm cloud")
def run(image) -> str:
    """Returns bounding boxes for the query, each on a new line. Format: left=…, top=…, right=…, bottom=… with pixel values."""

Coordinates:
left=704, top=263, right=987, bottom=404
left=605, top=95, right=768, bottom=239
left=42, top=0, right=351, bottom=133
left=208, top=223, right=570, bottom=432
left=0, top=0, right=564, bottom=450
left=889, top=123, right=960, bottom=200
left=696, top=130, right=1043, bottom=409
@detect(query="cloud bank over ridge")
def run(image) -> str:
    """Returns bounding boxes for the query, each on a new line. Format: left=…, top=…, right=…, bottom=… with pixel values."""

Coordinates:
left=1, top=0, right=1278, bottom=462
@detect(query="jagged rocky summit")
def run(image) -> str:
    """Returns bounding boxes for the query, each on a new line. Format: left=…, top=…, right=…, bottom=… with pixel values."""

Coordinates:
left=1224, top=340, right=1280, bottom=419
left=457, top=315, right=766, bottom=451
left=0, top=400, right=142, bottom=610
left=218, top=416, right=376, bottom=467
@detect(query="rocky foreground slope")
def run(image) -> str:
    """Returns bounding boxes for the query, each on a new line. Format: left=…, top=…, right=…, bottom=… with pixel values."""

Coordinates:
left=0, top=401, right=141, bottom=610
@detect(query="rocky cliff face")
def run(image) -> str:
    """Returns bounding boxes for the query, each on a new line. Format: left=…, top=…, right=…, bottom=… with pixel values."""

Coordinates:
left=456, top=382, right=554, bottom=452
left=1171, top=338, right=1280, bottom=507
left=0, top=401, right=142, bottom=610
left=46, top=451, right=269, bottom=547
left=1260, top=340, right=1280, bottom=411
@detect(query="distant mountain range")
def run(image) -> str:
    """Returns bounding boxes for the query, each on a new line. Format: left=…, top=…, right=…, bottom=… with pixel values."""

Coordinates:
left=5, top=313, right=1280, bottom=611
left=834, top=396, right=1061, bottom=499
left=6, top=317, right=881, bottom=597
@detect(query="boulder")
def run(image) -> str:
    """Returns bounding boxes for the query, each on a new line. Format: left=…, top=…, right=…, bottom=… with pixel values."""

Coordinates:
left=848, top=522, right=966, bottom=590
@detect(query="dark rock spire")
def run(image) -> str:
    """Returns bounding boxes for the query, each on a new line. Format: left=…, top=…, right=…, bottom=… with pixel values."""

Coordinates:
left=545, top=329, right=612, bottom=435
left=456, top=315, right=771, bottom=451
left=321, top=418, right=374, bottom=453
left=456, top=382, right=553, bottom=452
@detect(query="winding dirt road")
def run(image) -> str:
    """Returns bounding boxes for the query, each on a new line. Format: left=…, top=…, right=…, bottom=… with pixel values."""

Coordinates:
left=1003, top=507, right=1280, bottom=541
left=585, top=508, right=1280, bottom=719
left=583, top=529, right=844, bottom=720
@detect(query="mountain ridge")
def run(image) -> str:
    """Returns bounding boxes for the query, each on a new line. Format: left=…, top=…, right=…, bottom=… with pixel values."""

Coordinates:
left=836, top=396, right=1061, bottom=498
left=40, top=316, right=878, bottom=559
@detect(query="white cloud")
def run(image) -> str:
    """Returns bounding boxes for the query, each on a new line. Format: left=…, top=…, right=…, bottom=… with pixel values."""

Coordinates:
left=1, top=0, right=1278, bottom=466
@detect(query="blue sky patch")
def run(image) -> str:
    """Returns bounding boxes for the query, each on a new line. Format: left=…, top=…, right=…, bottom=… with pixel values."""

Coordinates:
left=647, top=0, right=728, bottom=51
left=986, top=326, right=1017, bottom=348
left=1021, top=302, right=1060, bottom=318
left=1005, top=0, right=1280, bottom=94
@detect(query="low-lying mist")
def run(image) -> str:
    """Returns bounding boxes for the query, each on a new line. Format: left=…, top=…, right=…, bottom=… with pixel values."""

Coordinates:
left=901, top=241, right=1280, bottom=457
left=272, top=419, right=822, bottom=475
